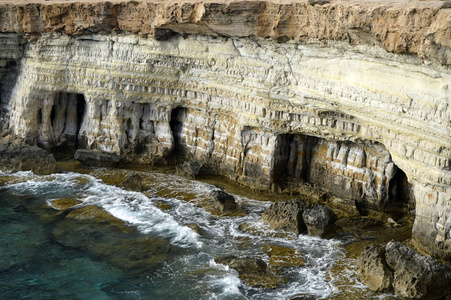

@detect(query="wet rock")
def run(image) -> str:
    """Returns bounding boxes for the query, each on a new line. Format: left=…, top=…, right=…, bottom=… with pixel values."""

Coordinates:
left=0, top=140, right=56, bottom=175
left=356, top=244, right=393, bottom=292
left=74, top=149, right=121, bottom=167
left=261, top=199, right=309, bottom=235
left=65, top=205, right=125, bottom=227
left=121, top=173, right=144, bottom=192
left=214, top=255, right=286, bottom=288
left=50, top=198, right=82, bottom=210
left=263, top=244, right=304, bottom=267
left=154, top=200, right=172, bottom=211
left=385, top=241, right=451, bottom=299
left=210, top=188, right=238, bottom=213
left=175, top=161, right=201, bottom=179
left=302, top=204, right=337, bottom=238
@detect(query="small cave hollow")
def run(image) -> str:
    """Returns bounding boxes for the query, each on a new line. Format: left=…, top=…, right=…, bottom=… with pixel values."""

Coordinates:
left=51, top=93, right=86, bottom=153
left=170, top=106, right=187, bottom=158
left=388, top=167, right=415, bottom=219
left=272, top=133, right=318, bottom=186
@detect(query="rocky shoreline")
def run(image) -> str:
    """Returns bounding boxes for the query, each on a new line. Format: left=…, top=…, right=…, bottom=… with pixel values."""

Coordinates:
left=0, top=0, right=450, bottom=298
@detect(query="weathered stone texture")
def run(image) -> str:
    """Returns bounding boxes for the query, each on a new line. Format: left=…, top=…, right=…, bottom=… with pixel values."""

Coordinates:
left=0, top=1, right=449, bottom=260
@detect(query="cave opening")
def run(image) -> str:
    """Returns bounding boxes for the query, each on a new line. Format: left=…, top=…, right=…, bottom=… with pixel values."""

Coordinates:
left=170, top=107, right=187, bottom=158
left=273, top=133, right=317, bottom=186
left=388, top=167, right=415, bottom=219
left=52, top=93, right=86, bottom=154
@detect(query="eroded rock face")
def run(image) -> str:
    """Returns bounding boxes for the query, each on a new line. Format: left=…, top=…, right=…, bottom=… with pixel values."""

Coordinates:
left=356, top=244, right=393, bottom=292
left=261, top=199, right=309, bottom=235
left=0, top=139, right=56, bottom=175
left=302, top=204, right=337, bottom=238
left=0, top=1, right=449, bottom=261
left=385, top=241, right=451, bottom=299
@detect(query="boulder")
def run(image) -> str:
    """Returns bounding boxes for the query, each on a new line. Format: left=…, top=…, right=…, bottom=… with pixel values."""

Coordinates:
left=356, top=244, right=393, bottom=292
left=211, top=188, right=238, bottom=213
left=302, top=204, right=337, bottom=238
left=0, top=141, right=56, bottom=175
left=385, top=241, right=451, bottom=299
left=215, top=255, right=267, bottom=275
left=175, top=161, right=201, bottom=179
left=261, top=199, right=309, bottom=235
left=121, top=173, right=144, bottom=192
left=74, top=149, right=121, bottom=167
left=214, top=255, right=286, bottom=288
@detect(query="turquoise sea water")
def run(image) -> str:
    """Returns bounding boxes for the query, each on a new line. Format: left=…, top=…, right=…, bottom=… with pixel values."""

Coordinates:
left=0, top=170, right=372, bottom=299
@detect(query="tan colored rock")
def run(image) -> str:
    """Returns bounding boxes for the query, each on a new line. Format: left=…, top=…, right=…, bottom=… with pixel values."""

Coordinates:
left=51, top=198, right=82, bottom=210
left=356, top=244, right=393, bottom=292
left=0, top=1, right=449, bottom=65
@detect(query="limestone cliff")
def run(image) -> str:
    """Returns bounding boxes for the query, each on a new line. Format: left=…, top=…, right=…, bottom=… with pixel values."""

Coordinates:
left=0, top=0, right=450, bottom=261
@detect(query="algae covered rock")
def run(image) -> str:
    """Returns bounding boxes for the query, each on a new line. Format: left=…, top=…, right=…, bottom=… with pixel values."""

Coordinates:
left=214, top=255, right=286, bottom=288
left=121, top=173, right=144, bottom=192
left=53, top=205, right=174, bottom=276
left=261, top=199, right=309, bottom=235
left=356, top=244, right=393, bottom=292
left=51, top=198, right=82, bottom=210
left=263, top=244, right=304, bottom=267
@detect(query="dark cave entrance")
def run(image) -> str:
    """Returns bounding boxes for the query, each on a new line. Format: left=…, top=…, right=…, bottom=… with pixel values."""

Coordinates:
left=170, top=107, right=187, bottom=158
left=273, top=134, right=318, bottom=185
left=388, top=167, right=415, bottom=218
left=51, top=93, right=86, bottom=153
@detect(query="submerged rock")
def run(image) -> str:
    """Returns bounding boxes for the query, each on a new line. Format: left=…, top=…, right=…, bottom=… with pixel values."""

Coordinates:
left=356, top=244, right=393, bottom=292
left=263, top=244, right=305, bottom=267
left=302, top=204, right=337, bottom=238
left=385, top=241, right=451, bottom=299
left=214, top=255, right=286, bottom=288
left=0, top=140, right=56, bottom=175
left=175, top=161, right=201, bottom=179
left=51, top=198, right=82, bottom=210
left=261, top=199, right=309, bottom=235
left=210, top=188, right=238, bottom=213
left=53, top=205, right=174, bottom=276
left=74, top=149, right=121, bottom=167
left=121, top=173, right=144, bottom=192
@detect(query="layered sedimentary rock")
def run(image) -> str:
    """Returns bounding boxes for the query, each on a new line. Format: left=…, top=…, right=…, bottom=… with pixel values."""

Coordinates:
left=0, top=0, right=449, bottom=261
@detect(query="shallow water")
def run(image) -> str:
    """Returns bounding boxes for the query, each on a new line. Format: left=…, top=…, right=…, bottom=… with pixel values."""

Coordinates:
left=0, top=169, right=396, bottom=299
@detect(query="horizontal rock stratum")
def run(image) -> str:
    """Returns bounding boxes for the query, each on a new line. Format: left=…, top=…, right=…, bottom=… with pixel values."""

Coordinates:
left=0, top=0, right=450, bottom=263
left=0, top=0, right=450, bottom=65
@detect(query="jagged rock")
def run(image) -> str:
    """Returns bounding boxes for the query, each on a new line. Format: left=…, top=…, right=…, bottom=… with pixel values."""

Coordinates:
left=210, top=188, right=238, bottom=213
left=261, top=199, right=309, bottom=235
left=121, top=173, right=144, bottom=192
left=175, top=161, right=201, bottom=179
left=0, top=140, right=56, bottom=175
left=356, top=244, right=393, bottom=292
left=74, top=149, right=121, bottom=167
left=385, top=241, right=451, bottom=299
left=302, top=204, right=337, bottom=238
